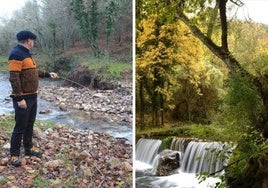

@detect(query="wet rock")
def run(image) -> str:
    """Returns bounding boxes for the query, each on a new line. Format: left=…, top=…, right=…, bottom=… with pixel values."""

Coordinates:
left=73, top=103, right=81, bottom=109
left=4, top=97, right=12, bottom=102
left=154, top=149, right=181, bottom=176
left=59, top=103, right=68, bottom=111
left=39, top=109, right=52, bottom=114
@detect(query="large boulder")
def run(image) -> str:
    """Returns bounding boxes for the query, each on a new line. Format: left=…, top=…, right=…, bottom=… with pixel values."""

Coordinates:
left=154, top=149, right=181, bottom=176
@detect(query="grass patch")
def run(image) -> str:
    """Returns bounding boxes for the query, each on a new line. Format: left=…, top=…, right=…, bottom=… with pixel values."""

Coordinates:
left=78, top=55, right=132, bottom=81
left=0, top=177, right=8, bottom=185
left=136, top=125, right=191, bottom=140
left=32, top=177, right=50, bottom=187
left=0, top=56, right=8, bottom=72
left=0, top=114, right=15, bottom=132
left=0, top=114, right=56, bottom=136
left=136, top=123, right=231, bottom=142
left=159, top=137, right=173, bottom=151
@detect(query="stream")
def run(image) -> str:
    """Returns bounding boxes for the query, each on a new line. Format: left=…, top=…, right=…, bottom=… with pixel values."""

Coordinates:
left=0, top=73, right=132, bottom=142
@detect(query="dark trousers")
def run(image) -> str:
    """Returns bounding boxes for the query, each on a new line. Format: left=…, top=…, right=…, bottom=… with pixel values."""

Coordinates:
left=10, top=96, right=37, bottom=156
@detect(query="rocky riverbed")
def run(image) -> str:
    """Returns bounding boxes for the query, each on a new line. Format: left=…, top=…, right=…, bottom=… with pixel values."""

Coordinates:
left=38, top=80, right=133, bottom=126
left=37, top=78, right=133, bottom=142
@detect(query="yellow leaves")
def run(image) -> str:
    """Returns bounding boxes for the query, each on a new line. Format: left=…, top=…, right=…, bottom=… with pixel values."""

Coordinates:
left=52, top=178, right=62, bottom=185
left=10, top=186, right=19, bottom=188
left=7, top=175, right=16, bottom=180
left=137, top=15, right=181, bottom=74
left=136, top=13, right=219, bottom=108
left=24, top=166, right=36, bottom=174
left=137, top=14, right=158, bottom=49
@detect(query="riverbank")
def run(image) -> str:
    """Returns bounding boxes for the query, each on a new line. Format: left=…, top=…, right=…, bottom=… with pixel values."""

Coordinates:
left=0, top=115, right=132, bottom=187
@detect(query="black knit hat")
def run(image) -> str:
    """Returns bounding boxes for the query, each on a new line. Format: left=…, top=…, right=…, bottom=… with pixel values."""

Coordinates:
left=16, top=30, right=37, bottom=41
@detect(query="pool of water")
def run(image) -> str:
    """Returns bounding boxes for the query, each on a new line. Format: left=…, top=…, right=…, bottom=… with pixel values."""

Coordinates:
left=135, top=161, right=221, bottom=188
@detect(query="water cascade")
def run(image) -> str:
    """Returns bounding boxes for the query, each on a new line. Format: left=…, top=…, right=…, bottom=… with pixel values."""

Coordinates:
left=181, top=141, right=227, bottom=174
left=136, top=138, right=162, bottom=165
left=136, top=138, right=231, bottom=187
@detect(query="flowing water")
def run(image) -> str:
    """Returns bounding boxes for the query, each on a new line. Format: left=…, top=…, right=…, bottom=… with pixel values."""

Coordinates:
left=0, top=73, right=132, bottom=142
left=136, top=138, right=231, bottom=187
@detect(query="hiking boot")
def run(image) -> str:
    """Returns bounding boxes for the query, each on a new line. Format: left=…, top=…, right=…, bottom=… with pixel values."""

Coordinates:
left=25, top=146, right=43, bottom=158
left=10, top=156, right=21, bottom=167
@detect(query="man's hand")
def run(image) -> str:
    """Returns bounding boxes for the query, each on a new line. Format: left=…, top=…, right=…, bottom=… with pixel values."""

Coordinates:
left=50, top=72, right=58, bottom=79
left=17, top=99, right=27, bottom=109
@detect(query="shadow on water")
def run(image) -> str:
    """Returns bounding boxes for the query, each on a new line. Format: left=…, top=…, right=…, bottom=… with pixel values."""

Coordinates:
left=0, top=73, right=132, bottom=142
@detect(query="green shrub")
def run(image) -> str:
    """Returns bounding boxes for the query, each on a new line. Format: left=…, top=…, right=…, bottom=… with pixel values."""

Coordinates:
left=159, top=137, right=173, bottom=151
left=221, top=74, right=265, bottom=136
left=185, top=124, right=217, bottom=140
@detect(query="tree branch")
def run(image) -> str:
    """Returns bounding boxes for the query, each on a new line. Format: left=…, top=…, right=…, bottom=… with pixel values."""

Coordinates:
left=175, top=11, right=255, bottom=82
left=176, top=13, right=236, bottom=72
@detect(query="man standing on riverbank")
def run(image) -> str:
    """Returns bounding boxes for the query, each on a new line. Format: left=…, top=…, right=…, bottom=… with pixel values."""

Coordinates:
left=8, top=30, right=58, bottom=167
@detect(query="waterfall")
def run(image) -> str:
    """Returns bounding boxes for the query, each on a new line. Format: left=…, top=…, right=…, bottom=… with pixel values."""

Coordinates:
left=136, top=138, right=229, bottom=187
left=181, top=141, right=228, bottom=174
left=136, top=138, right=230, bottom=175
left=136, top=138, right=162, bottom=165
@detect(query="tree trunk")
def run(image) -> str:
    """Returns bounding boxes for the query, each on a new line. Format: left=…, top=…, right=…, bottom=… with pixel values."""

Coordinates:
left=139, top=81, right=145, bottom=127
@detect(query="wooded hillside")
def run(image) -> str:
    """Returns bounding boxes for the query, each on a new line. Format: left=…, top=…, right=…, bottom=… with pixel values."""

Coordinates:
left=0, top=0, right=132, bottom=62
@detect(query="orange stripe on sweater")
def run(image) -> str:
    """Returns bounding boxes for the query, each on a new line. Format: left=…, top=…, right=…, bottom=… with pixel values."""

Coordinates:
left=9, top=58, right=36, bottom=71
left=22, top=57, right=36, bottom=69
left=8, top=60, right=22, bottom=71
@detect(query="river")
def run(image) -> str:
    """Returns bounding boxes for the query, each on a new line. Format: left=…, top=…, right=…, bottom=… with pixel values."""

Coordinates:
left=0, top=73, right=133, bottom=142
